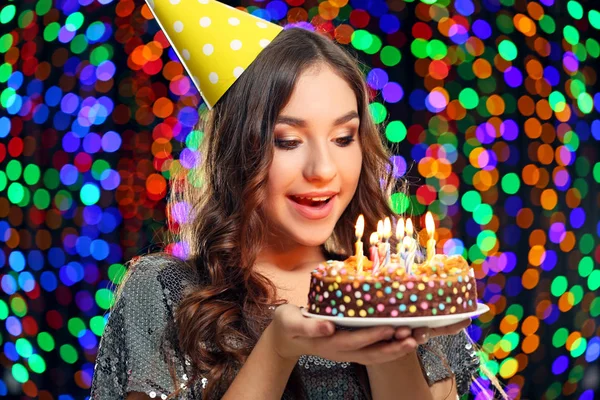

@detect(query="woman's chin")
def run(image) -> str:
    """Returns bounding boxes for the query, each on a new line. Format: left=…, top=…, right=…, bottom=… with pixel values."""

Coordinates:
left=291, top=230, right=332, bottom=248
left=298, top=237, right=329, bottom=247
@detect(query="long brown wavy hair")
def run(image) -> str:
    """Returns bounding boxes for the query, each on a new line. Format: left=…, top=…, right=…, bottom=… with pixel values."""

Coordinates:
left=165, top=27, right=396, bottom=399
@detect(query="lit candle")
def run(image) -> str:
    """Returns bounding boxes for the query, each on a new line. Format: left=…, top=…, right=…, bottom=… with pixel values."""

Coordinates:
left=425, top=211, right=436, bottom=262
left=369, top=232, right=380, bottom=274
left=395, top=218, right=405, bottom=255
left=406, top=218, right=414, bottom=237
left=382, top=217, right=391, bottom=267
left=404, top=218, right=417, bottom=274
left=355, top=215, right=365, bottom=274
left=402, top=236, right=413, bottom=274
left=376, top=219, right=385, bottom=267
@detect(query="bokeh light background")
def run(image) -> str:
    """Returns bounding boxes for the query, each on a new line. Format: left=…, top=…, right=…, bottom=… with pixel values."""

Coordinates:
left=0, top=0, right=599, bottom=398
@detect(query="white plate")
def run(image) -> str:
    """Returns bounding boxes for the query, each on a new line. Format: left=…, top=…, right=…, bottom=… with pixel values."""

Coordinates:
left=301, top=303, right=490, bottom=328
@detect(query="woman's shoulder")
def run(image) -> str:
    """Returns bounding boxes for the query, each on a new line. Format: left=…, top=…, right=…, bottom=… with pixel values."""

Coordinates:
left=92, top=252, right=200, bottom=399
left=126, top=252, right=198, bottom=284
left=117, top=252, right=200, bottom=310
left=126, top=252, right=196, bottom=277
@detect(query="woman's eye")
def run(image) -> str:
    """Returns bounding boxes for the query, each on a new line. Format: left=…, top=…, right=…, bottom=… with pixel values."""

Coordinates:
left=335, top=135, right=356, bottom=147
left=274, top=134, right=356, bottom=150
left=274, top=139, right=301, bottom=150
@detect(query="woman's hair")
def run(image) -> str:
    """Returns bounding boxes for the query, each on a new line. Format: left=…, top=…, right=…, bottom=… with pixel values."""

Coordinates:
left=166, top=27, right=395, bottom=399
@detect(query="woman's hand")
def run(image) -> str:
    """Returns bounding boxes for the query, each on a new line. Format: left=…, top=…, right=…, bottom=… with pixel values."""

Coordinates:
left=397, top=318, right=472, bottom=345
left=268, top=304, right=417, bottom=366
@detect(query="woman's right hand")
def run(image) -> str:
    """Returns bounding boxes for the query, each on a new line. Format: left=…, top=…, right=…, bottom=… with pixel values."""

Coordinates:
left=267, top=304, right=418, bottom=366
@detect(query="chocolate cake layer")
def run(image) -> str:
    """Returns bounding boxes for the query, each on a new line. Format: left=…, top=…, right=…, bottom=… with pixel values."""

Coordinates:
left=307, top=273, right=478, bottom=318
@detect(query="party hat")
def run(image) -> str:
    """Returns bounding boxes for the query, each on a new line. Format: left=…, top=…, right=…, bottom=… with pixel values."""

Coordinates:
left=145, top=0, right=283, bottom=109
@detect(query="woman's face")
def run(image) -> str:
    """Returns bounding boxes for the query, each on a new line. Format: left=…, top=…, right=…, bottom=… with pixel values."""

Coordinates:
left=263, top=64, right=363, bottom=248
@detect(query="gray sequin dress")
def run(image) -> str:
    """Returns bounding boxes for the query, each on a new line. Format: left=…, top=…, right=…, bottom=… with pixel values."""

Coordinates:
left=91, top=254, right=480, bottom=399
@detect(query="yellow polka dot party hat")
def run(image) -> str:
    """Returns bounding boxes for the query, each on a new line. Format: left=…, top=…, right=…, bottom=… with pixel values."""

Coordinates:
left=145, top=0, right=283, bottom=109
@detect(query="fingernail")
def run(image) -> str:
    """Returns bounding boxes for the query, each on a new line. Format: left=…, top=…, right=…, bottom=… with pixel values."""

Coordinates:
left=397, top=329, right=411, bottom=339
left=320, top=323, right=332, bottom=335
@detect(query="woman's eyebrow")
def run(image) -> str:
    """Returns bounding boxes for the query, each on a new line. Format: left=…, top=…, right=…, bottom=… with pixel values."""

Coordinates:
left=275, top=110, right=359, bottom=128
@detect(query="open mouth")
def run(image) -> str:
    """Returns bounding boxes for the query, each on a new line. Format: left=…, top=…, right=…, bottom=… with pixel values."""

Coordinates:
left=288, top=195, right=334, bottom=207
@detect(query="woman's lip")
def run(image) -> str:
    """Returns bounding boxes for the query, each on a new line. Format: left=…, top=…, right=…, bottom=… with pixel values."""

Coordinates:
left=286, top=195, right=336, bottom=220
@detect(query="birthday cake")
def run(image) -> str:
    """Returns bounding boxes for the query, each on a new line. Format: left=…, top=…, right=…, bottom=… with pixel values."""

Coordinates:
left=307, top=214, right=478, bottom=318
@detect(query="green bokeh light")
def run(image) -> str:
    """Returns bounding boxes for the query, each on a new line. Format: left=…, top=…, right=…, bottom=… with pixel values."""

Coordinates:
left=65, top=12, right=84, bottom=32
left=28, top=354, right=47, bottom=374
left=539, top=14, right=556, bottom=34
left=389, top=192, right=410, bottom=214
left=380, top=45, right=401, bottom=67
left=95, top=288, right=115, bottom=310
left=589, top=10, right=600, bottom=29
left=90, top=315, right=107, bottom=336
left=411, top=38, right=429, bottom=59
left=369, top=102, right=387, bottom=124
left=35, top=0, right=52, bottom=16
left=385, top=120, right=407, bottom=143
left=80, top=183, right=101, bottom=206
left=0, top=5, right=16, bottom=24
left=351, top=30, right=373, bottom=51
left=15, top=338, right=33, bottom=358
left=498, top=40, right=518, bottom=61
left=473, top=203, right=493, bottom=225
left=426, top=39, right=447, bottom=60
left=551, top=276, right=568, bottom=297
left=567, top=1, right=584, bottom=20
left=364, top=34, right=382, bottom=55
left=588, top=270, right=600, bottom=291
left=563, top=25, right=581, bottom=45
left=459, top=88, right=479, bottom=109
left=68, top=318, right=86, bottom=338
left=552, top=328, right=569, bottom=348
left=43, top=22, right=61, bottom=42
left=578, top=257, right=593, bottom=277
left=37, top=332, right=55, bottom=352
left=0, top=301, right=8, bottom=320
left=12, top=363, right=29, bottom=383
left=59, top=344, right=79, bottom=364
left=501, top=173, right=520, bottom=195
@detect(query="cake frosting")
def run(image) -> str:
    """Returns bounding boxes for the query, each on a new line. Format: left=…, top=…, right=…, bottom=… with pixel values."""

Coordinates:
left=307, top=253, right=477, bottom=318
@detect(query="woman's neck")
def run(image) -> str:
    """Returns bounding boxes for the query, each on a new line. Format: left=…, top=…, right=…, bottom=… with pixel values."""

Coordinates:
left=255, top=243, right=327, bottom=272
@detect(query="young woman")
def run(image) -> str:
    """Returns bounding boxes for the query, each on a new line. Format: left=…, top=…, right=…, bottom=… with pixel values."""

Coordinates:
left=91, top=27, right=484, bottom=400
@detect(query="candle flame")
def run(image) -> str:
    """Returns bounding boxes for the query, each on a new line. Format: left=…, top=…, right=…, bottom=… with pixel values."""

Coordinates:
left=425, top=211, right=435, bottom=236
left=369, top=232, right=379, bottom=245
left=355, top=214, right=365, bottom=238
left=406, top=218, right=414, bottom=237
left=396, top=218, right=405, bottom=240
left=383, top=217, right=392, bottom=239
left=377, top=220, right=384, bottom=239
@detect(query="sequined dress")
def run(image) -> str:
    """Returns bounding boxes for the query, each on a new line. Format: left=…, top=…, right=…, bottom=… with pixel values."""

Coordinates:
left=91, top=254, right=480, bottom=399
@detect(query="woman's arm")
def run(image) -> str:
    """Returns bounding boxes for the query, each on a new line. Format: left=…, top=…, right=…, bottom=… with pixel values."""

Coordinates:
left=430, top=377, right=458, bottom=399
left=126, top=393, right=151, bottom=400
left=126, top=314, right=297, bottom=400
left=367, top=321, right=472, bottom=400
left=222, top=323, right=299, bottom=400
left=366, top=350, right=434, bottom=400
left=366, top=352, right=458, bottom=400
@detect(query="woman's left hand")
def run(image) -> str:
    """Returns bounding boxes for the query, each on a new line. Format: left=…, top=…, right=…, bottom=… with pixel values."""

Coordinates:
left=393, top=318, right=472, bottom=345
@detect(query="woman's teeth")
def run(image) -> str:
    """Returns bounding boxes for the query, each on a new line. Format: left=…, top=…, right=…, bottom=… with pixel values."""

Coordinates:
left=296, top=196, right=330, bottom=201
left=290, top=196, right=332, bottom=206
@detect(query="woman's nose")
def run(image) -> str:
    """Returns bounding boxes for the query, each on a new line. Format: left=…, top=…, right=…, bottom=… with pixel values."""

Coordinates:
left=303, top=143, right=337, bottom=182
